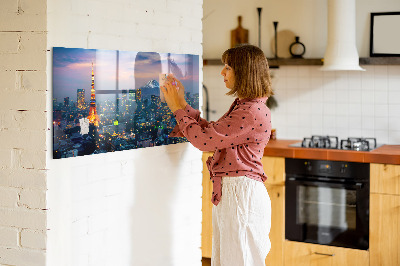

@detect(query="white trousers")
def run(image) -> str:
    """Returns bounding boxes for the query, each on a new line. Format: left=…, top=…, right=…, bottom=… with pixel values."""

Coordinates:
left=212, top=176, right=271, bottom=266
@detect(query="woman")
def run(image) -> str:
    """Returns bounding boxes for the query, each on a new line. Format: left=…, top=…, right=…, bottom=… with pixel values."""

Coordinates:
left=161, top=44, right=273, bottom=266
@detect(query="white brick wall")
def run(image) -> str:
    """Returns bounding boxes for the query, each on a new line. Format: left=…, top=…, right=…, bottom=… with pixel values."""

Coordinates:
left=0, top=0, right=48, bottom=265
left=46, top=1, right=203, bottom=266
left=2, top=0, right=203, bottom=264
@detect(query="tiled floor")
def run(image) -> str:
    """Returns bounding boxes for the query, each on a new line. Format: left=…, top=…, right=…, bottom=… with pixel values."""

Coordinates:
left=202, top=257, right=211, bottom=266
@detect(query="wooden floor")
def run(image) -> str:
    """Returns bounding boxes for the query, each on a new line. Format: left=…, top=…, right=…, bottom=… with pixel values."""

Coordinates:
left=202, top=257, right=211, bottom=266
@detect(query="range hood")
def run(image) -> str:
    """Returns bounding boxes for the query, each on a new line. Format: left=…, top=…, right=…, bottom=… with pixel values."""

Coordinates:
left=320, top=0, right=365, bottom=71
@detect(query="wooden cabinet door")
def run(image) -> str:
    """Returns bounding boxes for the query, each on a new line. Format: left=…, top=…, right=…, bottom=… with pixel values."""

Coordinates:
left=284, top=241, right=369, bottom=266
left=201, top=152, right=213, bottom=258
left=370, top=163, right=400, bottom=195
left=370, top=193, right=400, bottom=266
left=262, top=156, right=285, bottom=186
left=265, top=184, right=285, bottom=266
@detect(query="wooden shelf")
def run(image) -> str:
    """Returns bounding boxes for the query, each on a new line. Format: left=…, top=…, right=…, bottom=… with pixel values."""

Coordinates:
left=268, top=58, right=323, bottom=67
left=359, top=57, right=400, bottom=65
left=203, top=58, right=323, bottom=67
left=204, top=57, right=400, bottom=67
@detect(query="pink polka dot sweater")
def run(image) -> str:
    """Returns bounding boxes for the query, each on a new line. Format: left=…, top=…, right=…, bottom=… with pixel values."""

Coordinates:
left=170, top=97, right=272, bottom=206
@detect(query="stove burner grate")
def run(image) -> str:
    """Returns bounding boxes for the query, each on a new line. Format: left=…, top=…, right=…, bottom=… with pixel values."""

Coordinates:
left=301, top=135, right=339, bottom=149
left=340, top=137, right=377, bottom=151
left=298, top=136, right=378, bottom=151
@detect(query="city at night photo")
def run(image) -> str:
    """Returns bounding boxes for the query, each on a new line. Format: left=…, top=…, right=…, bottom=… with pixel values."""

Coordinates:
left=52, top=47, right=199, bottom=159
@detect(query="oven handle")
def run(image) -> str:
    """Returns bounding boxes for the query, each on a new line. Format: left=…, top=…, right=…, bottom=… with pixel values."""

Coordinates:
left=286, top=177, right=364, bottom=189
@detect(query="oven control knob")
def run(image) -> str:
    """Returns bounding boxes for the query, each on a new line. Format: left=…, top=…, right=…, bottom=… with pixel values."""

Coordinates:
left=340, top=164, right=347, bottom=174
left=306, top=163, right=312, bottom=171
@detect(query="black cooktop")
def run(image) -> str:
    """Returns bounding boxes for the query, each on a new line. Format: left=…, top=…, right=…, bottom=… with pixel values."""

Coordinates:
left=289, top=135, right=382, bottom=151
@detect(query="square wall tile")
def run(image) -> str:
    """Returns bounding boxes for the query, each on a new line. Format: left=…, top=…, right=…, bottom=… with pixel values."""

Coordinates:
left=362, top=116, right=375, bottom=130
left=374, top=65, right=388, bottom=77
left=286, top=77, right=299, bottom=89
left=323, top=115, right=336, bottom=129
left=348, top=103, right=362, bottom=116
left=389, top=117, right=400, bottom=131
left=285, top=66, right=298, bottom=77
left=298, top=67, right=311, bottom=78
left=362, top=90, right=375, bottom=104
left=336, top=90, right=349, bottom=103
left=361, top=76, right=374, bottom=91
left=374, top=117, right=389, bottom=129
left=388, top=65, right=400, bottom=76
left=375, top=104, right=388, bottom=117
left=389, top=104, right=400, bottom=117
left=348, top=116, right=362, bottom=129
left=348, top=90, right=362, bottom=103
left=348, top=71, right=362, bottom=90
left=336, top=115, right=348, bottom=129
left=323, top=103, right=336, bottom=115
left=388, top=131, right=400, bottom=144
left=361, top=104, right=375, bottom=117
left=388, top=91, right=400, bottom=105
left=388, top=76, right=400, bottom=91
left=374, top=130, right=389, bottom=144
left=349, top=128, right=362, bottom=137
left=374, top=78, right=388, bottom=91
left=336, top=103, right=349, bottom=116
left=374, top=90, right=388, bottom=104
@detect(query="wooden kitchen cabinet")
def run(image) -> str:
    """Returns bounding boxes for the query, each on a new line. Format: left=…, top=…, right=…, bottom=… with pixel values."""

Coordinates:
left=370, top=163, right=400, bottom=195
left=370, top=193, right=400, bottom=266
left=262, top=156, right=285, bottom=266
left=370, top=163, right=400, bottom=266
left=202, top=152, right=213, bottom=258
left=261, top=156, right=285, bottom=185
left=201, top=154, right=286, bottom=266
left=284, top=241, right=369, bottom=266
left=264, top=184, right=285, bottom=266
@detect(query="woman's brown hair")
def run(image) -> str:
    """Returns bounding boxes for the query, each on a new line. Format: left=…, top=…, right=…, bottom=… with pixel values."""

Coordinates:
left=221, top=44, right=273, bottom=99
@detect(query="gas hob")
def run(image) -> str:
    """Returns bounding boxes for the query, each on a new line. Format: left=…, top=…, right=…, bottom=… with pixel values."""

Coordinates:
left=289, top=135, right=382, bottom=151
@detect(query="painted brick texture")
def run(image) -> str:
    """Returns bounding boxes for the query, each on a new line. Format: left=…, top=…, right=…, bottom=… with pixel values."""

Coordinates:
left=2, top=0, right=203, bottom=266
left=45, top=0, right=203, bottom=266
left=0, top=0, right=48, bottom=265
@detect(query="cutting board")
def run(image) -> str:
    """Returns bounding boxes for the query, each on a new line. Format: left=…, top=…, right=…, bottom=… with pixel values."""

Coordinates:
left=231, top=16, right=249, bottom=48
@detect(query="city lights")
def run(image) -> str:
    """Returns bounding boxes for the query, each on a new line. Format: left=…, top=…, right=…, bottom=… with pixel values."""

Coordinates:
left=52, top=47, right=199, bottom=159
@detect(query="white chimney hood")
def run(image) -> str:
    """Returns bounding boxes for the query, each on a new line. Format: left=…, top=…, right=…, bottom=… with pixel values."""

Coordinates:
left=320, top=0, right=365, bottom=71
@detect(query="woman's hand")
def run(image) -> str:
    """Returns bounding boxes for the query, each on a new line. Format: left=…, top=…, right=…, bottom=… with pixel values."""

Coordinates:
left=161, top=75, right=187, bottom=113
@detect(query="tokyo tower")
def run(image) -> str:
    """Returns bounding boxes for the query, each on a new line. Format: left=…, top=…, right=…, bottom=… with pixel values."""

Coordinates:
left=87, top=62, right=99, bottom=126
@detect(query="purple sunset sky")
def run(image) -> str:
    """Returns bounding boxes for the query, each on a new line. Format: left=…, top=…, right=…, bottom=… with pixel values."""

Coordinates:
left=52, top=47, right=199, bottom=102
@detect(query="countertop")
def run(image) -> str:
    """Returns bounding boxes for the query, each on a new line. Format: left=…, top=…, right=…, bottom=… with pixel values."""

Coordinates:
left=263, top=139, right=400, bottom=165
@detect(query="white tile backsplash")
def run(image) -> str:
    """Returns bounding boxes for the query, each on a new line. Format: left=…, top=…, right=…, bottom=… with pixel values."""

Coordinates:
left=375, top=104, right=389, bottom=117
left=389, top=104, right=400, bottom=117
left=204, top=65, right=400, bottom=144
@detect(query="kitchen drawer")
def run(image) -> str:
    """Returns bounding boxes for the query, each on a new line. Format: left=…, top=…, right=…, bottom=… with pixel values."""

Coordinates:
left=284, top=240, right=369, bottom=266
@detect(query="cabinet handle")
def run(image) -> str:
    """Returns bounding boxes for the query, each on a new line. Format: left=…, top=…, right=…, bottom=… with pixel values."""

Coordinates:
left=314, top=252, right=335, bottom=257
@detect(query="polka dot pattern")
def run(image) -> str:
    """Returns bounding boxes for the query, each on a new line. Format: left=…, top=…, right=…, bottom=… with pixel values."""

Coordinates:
left=170, top=97, right=272, bottom=206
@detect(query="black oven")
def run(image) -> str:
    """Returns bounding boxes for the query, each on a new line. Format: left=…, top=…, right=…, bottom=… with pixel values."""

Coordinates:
left=285, top=158, right=369, bottom=250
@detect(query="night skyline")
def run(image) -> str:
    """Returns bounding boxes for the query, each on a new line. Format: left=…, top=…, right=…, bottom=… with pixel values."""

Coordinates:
left=53, top=47, right=200, bottom=159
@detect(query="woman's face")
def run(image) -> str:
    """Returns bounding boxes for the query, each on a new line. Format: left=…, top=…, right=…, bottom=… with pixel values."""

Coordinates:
left=221, top=64, right=235, bottom=89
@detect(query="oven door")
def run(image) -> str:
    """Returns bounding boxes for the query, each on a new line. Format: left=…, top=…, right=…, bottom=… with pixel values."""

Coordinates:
left=285, top=177, right=369, bottom=250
